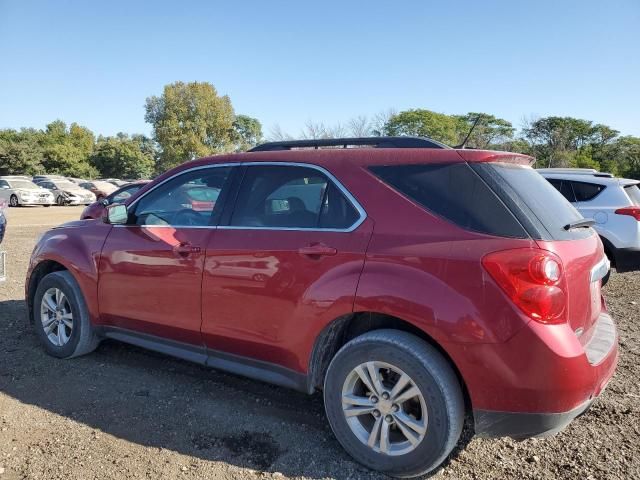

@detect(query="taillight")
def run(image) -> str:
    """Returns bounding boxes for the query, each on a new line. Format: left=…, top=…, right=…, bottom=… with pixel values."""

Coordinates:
left=482, top=248, right=567, bottom=324
left=614, top=206, right=640, bottom=220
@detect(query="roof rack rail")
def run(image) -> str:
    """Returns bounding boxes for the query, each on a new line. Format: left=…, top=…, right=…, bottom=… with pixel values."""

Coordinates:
left=249, top=136, right=451, bottom=152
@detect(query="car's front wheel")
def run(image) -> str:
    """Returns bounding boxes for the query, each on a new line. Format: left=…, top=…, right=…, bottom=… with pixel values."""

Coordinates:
left=9, top=194, right=19, bottom=207
left=324, top=330, right=464, bottom=478
left=33, top=271, right=100, bottom=358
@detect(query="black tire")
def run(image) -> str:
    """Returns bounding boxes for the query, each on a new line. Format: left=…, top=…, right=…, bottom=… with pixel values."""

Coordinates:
left=9, top=194, right=19, bottom=207
left=324, top=330, right=464, bottom=478
left=56, top=195, right=66, bottom=206
left=32, top=271, right=100, bottom=358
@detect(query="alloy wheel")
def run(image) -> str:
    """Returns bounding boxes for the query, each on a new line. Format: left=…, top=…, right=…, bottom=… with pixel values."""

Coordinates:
left=40, top=287, right=73, bottom=347
left=341, top=361, right=428, bottom=456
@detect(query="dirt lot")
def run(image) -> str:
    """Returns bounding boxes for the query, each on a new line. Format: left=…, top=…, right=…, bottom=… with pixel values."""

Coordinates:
left=0, top=207, right=638, bottom=480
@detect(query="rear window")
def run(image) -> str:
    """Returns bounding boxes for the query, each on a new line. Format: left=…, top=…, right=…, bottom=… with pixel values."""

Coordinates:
left=624, top=184, right=640, bottom=206
left=473, top=163, right=589, bottom=240
left=369, top=163, right=527, bottom=238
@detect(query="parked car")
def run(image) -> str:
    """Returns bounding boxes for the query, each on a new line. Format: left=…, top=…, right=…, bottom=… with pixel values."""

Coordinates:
left=81, top=180, right=150, bottom=220
left=36, top=179, right=96, bottom=206
left=0, top=176, right=55, bottom=207
left=26, top=137, right=617, bottom=478
left=540, top=168, right=640, bottom=273
left=78, top=180, right=117, bottom=200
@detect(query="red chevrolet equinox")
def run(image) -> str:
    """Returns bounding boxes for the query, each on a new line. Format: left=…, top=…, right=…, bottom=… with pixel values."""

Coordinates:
left=26, top=137, right=618, bottom=477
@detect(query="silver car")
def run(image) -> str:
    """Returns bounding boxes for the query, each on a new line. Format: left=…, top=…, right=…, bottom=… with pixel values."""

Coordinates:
left=36, top=179, right=96, bottom=206
left=540, top=168, right=640, bottom=272
left=0, top=176, right=55, bottom=207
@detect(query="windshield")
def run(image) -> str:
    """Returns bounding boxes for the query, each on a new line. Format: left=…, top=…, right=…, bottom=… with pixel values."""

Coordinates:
left=8, top=180, right=39, bottom=190
left=624, top=184, right=640, bottom=206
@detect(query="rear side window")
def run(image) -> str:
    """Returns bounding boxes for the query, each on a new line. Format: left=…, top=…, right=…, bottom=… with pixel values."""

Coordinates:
left=571, top=181, right=605, bottom=202
left=473, top=163, right=588, bottom=241
left=231, top=165, right=360, bottom=230
left=369, top=163, right=527, bottom=238
left=624, top=184, right=640, bottom=206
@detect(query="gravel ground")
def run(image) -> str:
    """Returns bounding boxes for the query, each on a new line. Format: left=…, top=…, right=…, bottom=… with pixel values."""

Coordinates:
left=0, top=207, right=638, bottom=480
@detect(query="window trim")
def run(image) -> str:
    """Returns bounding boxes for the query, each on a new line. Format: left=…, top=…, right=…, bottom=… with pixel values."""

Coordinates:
left=218, top=162, right=366, bottom=233
left=119, top=161, right=367, bottom=232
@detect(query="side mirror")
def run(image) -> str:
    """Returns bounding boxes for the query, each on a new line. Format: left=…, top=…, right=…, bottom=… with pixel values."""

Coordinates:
left=105, top=204, right=128, bottom=225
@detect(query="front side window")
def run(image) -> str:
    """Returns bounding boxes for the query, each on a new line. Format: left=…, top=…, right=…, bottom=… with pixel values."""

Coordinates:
left=230, top=165, right=360, bottom=230
left=132, top=167, right=231, bottom=227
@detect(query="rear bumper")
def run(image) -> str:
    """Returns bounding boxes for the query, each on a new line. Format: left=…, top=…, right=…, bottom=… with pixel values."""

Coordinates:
left=612, top=247, right=640, bottom=273
left=454, top=312, right=618, bottom=439
left=474, top=398, right=594, bottom=440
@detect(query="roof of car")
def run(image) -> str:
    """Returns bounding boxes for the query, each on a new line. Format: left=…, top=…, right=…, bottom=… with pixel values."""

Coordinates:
left=539, top=170, right=639, bottom=186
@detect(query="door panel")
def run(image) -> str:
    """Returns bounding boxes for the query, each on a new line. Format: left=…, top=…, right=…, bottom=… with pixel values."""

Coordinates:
left=99, top=226, right=212, bottom=344
left=201, top=223, right=373, bottom=372
left=97, top=165, right=234, bottom=345
left=200, top=163, right=372, bottom=372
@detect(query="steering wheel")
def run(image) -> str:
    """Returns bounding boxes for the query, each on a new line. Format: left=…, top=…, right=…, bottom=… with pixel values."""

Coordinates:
left=173, top=209, right=204, bottom=226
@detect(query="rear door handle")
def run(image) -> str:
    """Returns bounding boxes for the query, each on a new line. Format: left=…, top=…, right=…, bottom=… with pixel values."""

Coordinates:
left=174, top=242, right=201, bottom=256
left=298, top=243, right=337, bottom=257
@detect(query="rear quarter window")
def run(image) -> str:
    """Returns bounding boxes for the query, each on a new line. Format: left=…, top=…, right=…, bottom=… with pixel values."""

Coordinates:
left=571, top=181, right=605, bottom=202
left=369, top=163, right=528, bottom=238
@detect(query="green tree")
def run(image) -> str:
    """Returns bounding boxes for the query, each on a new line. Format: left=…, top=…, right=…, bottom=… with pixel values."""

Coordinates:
left=454, top=112, right=515, bottom=148
left=40, top=120, right=98, bottom=177
left=0, top=128, right=46, bottom=175
left=91, top=134, right=155, bottom=179
left=232, top=114, right=263, bottom=151
left=383, top=109, right=459, bottom=145
left=145, top=81, right=235, bottom=172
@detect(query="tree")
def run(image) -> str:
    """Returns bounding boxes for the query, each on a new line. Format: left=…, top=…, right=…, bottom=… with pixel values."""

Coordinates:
left=90, top=134, right=155, bottom=179
left=383, top=109, right=459, bottom=145
left=0, top=128, right=46, bottom=175
left=145, top=81, right=235, bottom=172
left=41, top=120, right=98, bottom=177
left=453, top=113, right=515, bottom=148
left=232, top=115, right=262, bottom=151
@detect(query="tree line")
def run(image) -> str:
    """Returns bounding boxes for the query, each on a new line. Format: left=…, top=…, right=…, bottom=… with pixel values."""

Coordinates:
left=1, top=81, right=639, bottom=179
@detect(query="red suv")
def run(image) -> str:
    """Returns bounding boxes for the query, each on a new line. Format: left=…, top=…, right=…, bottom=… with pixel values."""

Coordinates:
left=26, top=137, right=617, bottom=477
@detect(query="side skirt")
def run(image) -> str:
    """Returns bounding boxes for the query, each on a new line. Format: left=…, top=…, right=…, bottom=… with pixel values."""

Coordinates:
left=99, top=327, right=312, bottom=394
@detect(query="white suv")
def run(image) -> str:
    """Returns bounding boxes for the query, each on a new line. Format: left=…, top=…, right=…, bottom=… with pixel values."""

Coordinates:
left=539, top=168, right=640, bottom=272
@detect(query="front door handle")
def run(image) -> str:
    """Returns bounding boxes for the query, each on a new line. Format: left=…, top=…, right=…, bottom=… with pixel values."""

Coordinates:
left=298, top=243, right=337, bottom=257
left=174, top=242, right=201, bottom=256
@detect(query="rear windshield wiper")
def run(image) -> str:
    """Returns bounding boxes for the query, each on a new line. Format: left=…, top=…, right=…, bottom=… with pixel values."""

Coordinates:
left=563, top=218, right=596, bottom=230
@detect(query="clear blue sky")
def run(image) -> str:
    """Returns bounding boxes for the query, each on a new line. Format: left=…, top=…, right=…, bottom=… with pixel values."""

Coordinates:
left=1, top=0, right=638, bottom=138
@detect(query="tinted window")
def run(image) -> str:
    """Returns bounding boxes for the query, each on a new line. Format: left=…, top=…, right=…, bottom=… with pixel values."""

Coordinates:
left=547, top=179, right=577, bottom=202
left=624, top=184, right=640, bottom=206
left=473, top=163, right=588, bottom=241
left=370, top=163, right=527, bottom=238
left=571, top=181, right=605, bottom=202
left=231, top=165, right=359, bottom=229
left=133, top=167, right=231, bottom=227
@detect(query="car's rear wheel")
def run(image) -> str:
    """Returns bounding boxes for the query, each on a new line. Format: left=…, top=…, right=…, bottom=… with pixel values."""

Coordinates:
left=324, top=330, right=464, bottom=478
left=56, top=195, right=66, bottom=206
left=33, top=271, right=99, bottom=358
left=9, top=194, right=19, bottom=207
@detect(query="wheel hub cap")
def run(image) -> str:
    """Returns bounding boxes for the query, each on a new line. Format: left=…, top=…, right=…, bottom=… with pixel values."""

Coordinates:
left=40, top=287, right=73, bottom=347
left=341, top=361, right=428, bottom=456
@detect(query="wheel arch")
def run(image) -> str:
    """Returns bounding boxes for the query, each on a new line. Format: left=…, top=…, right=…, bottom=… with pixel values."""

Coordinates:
left=307, top=311, right=472, bottom=412
left=27, top=260, right=69, bottom=324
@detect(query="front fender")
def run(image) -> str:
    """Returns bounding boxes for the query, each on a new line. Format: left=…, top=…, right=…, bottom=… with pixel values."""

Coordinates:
left=26, top=221, right=111, bottom=323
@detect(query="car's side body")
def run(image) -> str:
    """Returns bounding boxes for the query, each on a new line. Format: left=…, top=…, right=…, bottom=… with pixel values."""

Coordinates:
left=26, top=149, right=617, bottom=446
left=540, top=169, right=640, bottom=271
